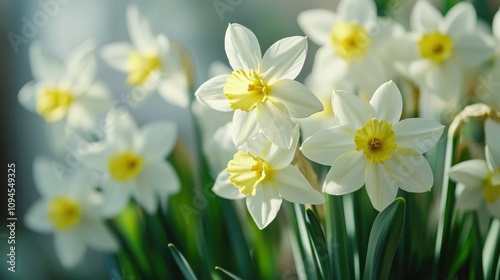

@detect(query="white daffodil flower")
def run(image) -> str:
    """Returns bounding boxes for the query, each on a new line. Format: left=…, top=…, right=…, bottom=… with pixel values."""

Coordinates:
left=18, top=42, right=112, bottom=130
left=82, top=109, right=180, bottom=217
left=298, top=0, right=392, bottom=95
left=25, top=158, right=118, bottom=269
left=301, top=81, right=444, bottom=211
left=449, top=119, right=500, bottom=222
left=101, top=5, right=188, bottom=107
left=213, top=125, right=325, bottom=229
left=401, top=0, right=494, bottom=102
left=195, top=23, right=323, bottom=149
left=203, top=122, right=237, bottom=177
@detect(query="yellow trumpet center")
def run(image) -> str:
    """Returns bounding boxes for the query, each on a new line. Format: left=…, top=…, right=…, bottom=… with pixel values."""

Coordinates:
left=48, top=196, right=82, bottom=231
left=482, top=172, right=500, bottom=203
left=224, top=69, right=270, bottom=111
left=108, top=151, right=144, bottom=182
left=36, top=87, right=74, bottom=122
left=126, top=51, right=162, bottom=86
left=331, top=21, right=371, bottom=61
left=354, top=119, right=397, bottom=163
left=417, top=32, right=454, bottom=63
left=227, top=151, right=275, bottom=196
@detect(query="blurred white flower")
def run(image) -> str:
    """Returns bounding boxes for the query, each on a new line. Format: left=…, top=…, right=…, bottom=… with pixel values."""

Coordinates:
left=449, top=119, right=500, bottom=222
left=195, top=23, right=323, bottom=149
left=400, top=0, right=494, bottom=102
left=101, top=5, right=188, bottom=107
left=298, top=0, right=393, bottom=95
left=213, top=125, right=325, bottom=229
left=18, top=41, right=112, bottom=130
left=203, top=122, right=237, bottom=177
left=301, top=81, right=444, bottom=211
left=82, top=109, right=180, bottom=216
left=25, top=158, right=118, bottom=269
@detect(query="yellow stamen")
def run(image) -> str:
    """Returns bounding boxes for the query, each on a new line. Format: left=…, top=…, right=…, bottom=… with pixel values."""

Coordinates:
left=36, top=87, right=74, bottom=122
left=417, top=32, right=454, bottom=63
left=227, top=151, right=275, bottom=196
left=48, top=196, right=82, bottom=231
left=331, top=21, right=371, bottom=61
left=126, top=51, right=162, bottom=86
left=108, top=151, right=144, bottom=182
left=224, top=69, right=270, bottom=111
left=354, top=118, right=397, bottom=163
left=483, top=172, right=500, bottom=203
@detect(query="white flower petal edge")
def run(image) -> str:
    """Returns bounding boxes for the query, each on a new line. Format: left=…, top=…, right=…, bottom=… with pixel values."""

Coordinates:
left=274, top=165, right=325, bottom=204
left=261, top=36, right=308, bottom=83
left=297, top=9, right=337, bottom=45
left=246, top=184, right=282, bottom=230
left=225, top=23, right=261, bottom=71
left=449, top=160, right=489, bottom=187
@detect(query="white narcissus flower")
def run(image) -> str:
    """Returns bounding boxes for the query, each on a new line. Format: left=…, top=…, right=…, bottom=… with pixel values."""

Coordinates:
left=297, top=0, right=392, bottom=95
left=213, top=125, right=325, bottom=229
left=401, top=0, right=494, bottom=102
left=301, top=81, right=445, bottom=211
left=82, top=109, right=180, bottom=217
left=25, top=158, right=118, bottom=269
left=195, top=23, right=323, bottom=149
left=449, top=119, right=500, bottom=222
left=18, top=42, right=112, bottom=130
left=101, top=5, right=188, bottom=107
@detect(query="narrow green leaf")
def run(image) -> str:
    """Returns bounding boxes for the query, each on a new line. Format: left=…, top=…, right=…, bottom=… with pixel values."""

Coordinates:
left=215, top=266, right=243, bottom=280
left=305, top=208, right=331, bottom=280
left=168, top=243, right=198, bottom=280
left=483, top=220, right=500, bottom=280
left=326, top=195, right=352, bottom=280
left=364, top=197, right=406, bottom=280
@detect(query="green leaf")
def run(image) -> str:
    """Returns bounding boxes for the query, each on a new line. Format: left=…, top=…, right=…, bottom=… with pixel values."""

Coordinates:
left=305, top=208, right=331, bottom=280
left=215, top=266, right=243, bottom=280
left=483, top=220, right=500, bottom=280
left=168, top=243, right=198, bottom=280
left=364, top=197, right=406, bottom=280
left=325, top=195, right=352, bottom=279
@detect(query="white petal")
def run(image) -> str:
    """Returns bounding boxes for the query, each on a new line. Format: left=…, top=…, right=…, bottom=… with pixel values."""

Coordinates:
left=105, top=109, right=138, bottom=148
left=384, top=149, right=434, bottom=193
left=256, top=102, right=294, bottom=149
left=82, top=142, right=115, bottom=172
left=131, top=183, right=158, bottom=214
left=425, top=60, right=462, bottom=101
left=297, top=9, right=337, bottom=45
left=33, top=157, right=64, bottom=198
left=135, top=121, right=177, bottom=159
left=365, top=163, right=398, bottom=211
left=101, top=179, right=131, bottom=217
left=486, top=146, right=499, bottom=172
left=261, top=36, right=307, bottom=83
left=408, top=59, right=432, bottom=86
left=84, top=221, right=119, bottom=252
left=54, top=231, right=86, bottom=269
left=393, top=118, right=444, bottom=153
left=158, top=71, right=189, bottom=108
left=455, top=185, right=483, bottom=211
left=441, top=2, right=476, bottom=37
left=310, top=47, right=349, bottom=84
left=18, top=81, right=40, bottom=113
left=266, top=125, right=300, bottom=169
left=370, top=81, right=402, bottom=124
left=274, top=166, right=325, bottom=204
left=127, top=5, right=156, bottom=51
left=348, top=53, right=389, bottom=95
left=487, top=199, right=500, bottom=220
left=232, top=109, right=258, bottom=146
left=208, top=61, right=232, bottom=77
left=66, top=103, right=95, bottom=131
left=225, top=23, right=261, bottom=71
left=333, top=90, right=372, bottom=129
left=25, top=200, right=52, bottom=233
left=213, top=169, right=246, bottom=200
left=246, top=183, right=282, bottom=229
left=410, top=0, right=443, bottom=32
left=449, top=159, right=489, bottom=187
left=337, top=0, right=376, bottom=26
left=493, top=9, right=500, bottom=39
left=137, top=161, right=180, bottom=199
left=29, top=42, right=63, bottom=81
left=453, top=34, right=495, bottom=67
left=269, top=79, right=323, bottom=118
left=67, top=167, right=96, bottom=198
left=323, top=150, right=366, bottom=195
left=65, top=41, right=96, bottom=89
left=300, top=126, right=354, bottom=166
left=101, top=42, right=133, bottom=72
left=195, top=74, right=232, bottom=112
left=76, top=82, right=112, bottom=114
left=485, top=119, right=500, bottom=169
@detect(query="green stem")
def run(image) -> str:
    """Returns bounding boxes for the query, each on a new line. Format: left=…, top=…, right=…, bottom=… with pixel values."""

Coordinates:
left=326, top=195, right=352, bottom=280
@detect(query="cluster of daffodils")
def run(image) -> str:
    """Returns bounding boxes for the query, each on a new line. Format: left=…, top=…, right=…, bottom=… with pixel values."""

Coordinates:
left=18, top=0, right=500, bottom=273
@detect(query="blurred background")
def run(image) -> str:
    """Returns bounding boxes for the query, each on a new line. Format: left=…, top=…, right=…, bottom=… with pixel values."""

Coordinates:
left=1, top=0, right=498, bottom=279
